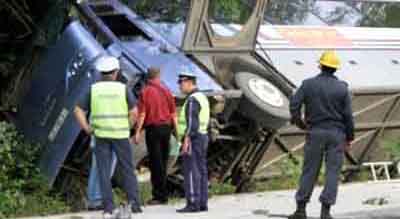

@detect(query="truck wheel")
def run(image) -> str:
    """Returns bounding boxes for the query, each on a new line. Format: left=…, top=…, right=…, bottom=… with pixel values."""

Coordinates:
left=235, top=72, right=290, bottom=130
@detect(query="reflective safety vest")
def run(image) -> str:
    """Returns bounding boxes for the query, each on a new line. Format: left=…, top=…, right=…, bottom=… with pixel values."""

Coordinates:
left=177, top=92, right=210, bottom=141
left=90, top=81, right=130, bottom=139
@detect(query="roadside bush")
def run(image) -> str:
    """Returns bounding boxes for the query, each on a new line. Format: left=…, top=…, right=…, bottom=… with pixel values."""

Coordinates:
left=0, top=121, right=69, bottom=218
left=209, top=182, right=236, bottom=196
left=384, top=140, right=400, bottom=160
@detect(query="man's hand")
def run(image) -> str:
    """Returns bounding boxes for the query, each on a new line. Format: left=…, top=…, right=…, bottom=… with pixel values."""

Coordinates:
left=182, top=136, right=191, bottom=155
left=84, top=126, right=93, bottom=136
left=345, top=141, right=353, bottom=152
left=129, top=136, right=135, bottom=145
left=172, top=114, right=178, bottom=138
left=134, top=132, right=141, bottom=145
left=129, top=107, right=138, bottom=127
left=173, top=128, right=178, bottom=139
left=74, top=106, right=92, bottom=135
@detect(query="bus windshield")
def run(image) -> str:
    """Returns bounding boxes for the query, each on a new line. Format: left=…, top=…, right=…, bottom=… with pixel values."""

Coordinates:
left=265, top=0, right=400, bottom=27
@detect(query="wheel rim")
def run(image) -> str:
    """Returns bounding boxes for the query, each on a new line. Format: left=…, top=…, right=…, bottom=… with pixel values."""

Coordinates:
left=248, top=77, right=284, bottom=107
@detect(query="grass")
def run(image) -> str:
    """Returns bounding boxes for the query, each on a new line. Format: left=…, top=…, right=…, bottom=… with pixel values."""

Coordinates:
left=109, top=154, right=377, bottom=210
left=13, top=194, right=70, bottom=218
left=209, top=182, right=237, bottom=196
left=384, top=139, right=400, bottom=160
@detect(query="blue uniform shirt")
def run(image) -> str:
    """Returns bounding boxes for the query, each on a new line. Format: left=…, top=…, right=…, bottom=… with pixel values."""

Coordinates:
left=184, top=89, right=202, bottom=138
left=290, top=71, right=355, bottom=141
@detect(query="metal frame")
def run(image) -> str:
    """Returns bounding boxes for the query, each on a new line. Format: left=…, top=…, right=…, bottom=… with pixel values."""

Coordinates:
left=250, top=89, right=400, bottom=181
left=182, top=0, right=268, bottom=53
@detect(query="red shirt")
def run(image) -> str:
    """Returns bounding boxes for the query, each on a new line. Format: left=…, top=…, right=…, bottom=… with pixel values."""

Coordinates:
left=137, top=79, right=176, bottom=127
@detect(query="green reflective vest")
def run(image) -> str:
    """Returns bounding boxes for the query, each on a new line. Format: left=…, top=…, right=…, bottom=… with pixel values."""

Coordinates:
left=177, top=92, right=210, bottom=141
left=90, top=81, right=130, bottom=139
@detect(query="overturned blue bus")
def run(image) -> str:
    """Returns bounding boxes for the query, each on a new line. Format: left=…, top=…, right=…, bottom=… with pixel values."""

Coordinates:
left=8, top=0, right=400, bottom=204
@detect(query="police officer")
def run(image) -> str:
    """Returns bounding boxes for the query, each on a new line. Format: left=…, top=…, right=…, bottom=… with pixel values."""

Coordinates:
left=288, top=51, right=354, bottom=219
left=176, top=72, right=210, bottom=213
left=74, top=55, right=142, bottom=218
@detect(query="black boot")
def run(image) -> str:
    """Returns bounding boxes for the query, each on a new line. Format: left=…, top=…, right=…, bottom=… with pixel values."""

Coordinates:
left=288, top=202, right=307, bottom=219
left=321, top=203, right=333, bottom=219
left=176, top=204, right=200, bottom=213
left=199, top=205, right=208, bottom=212
left=129, top=201, right=143, bottom=214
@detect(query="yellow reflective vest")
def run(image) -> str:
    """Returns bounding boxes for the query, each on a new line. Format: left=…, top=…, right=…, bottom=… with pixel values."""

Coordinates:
left=90, top=81, right=130, bottom=139
left=177, top=92, right=210, bottom=140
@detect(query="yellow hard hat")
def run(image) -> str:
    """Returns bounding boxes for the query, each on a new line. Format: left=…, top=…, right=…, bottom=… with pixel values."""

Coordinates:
left=319, top=50, right=340, bottom=69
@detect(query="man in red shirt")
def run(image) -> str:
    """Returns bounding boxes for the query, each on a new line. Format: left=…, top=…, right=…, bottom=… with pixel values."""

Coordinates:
left=134, top=67, right=177, bottom=205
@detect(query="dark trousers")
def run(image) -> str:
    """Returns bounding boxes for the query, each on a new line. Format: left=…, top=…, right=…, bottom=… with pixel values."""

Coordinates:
left=295, top=128, right=345, bottom=206
left=94, top=137, right=140, bottom=213
left=145, top=124, right=172, bottom=201
left=183, top=134, right=208, bottom=208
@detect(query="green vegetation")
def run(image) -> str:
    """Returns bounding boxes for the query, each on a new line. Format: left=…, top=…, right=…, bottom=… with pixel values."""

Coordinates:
left=384, top=139, right=400, bottom=160
left=126, top=0, right=252, bottom=24
left=139, top=182, right=153, bottom=204
left=243, top=156, right=329, bottom=192
left=0, top=121, right=69, bottom=218
left=208, top=0, right=253, bottom=24
left=209, top=182, right=237, bottom=196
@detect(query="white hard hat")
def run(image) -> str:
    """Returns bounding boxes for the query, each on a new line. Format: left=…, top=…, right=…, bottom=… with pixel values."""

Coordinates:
left=95, top=55, right=120, bottom=73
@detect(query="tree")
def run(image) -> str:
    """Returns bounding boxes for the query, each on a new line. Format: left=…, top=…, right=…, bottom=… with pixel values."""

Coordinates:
left=0, top=0, right=71, bottom=110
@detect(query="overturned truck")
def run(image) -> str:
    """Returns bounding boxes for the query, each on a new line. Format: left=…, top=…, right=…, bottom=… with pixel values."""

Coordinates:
left=2, top=0, right=400, bottom=206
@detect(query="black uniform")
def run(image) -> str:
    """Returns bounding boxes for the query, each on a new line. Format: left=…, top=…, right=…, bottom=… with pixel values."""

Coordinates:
left=290, top=71, right=354, bottom=206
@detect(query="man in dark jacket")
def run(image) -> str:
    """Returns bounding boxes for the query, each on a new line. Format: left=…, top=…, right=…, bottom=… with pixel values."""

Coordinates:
left=289, top=51, right=354, bottom=219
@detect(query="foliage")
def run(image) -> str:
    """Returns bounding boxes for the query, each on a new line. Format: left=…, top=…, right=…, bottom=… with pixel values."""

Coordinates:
left=129, top=0, right=189, bottom=22
left=248, top=156, right=328, bottom=191
left=138, top=182, right=153, bottom=204
left=209, top=182, right=236, bottom=196
left=127, top=0, right=252, bottom=24
left=113, top=182, right=153, bottom=206
left=259, top=156, right=304, bottom=191
left=384, top=139, right=400, bottom=160
left=0, top=121, right=69, bottom=218
left=383, top=4, right=400, bottom=27
left=208, top=0, right=252, bottom=24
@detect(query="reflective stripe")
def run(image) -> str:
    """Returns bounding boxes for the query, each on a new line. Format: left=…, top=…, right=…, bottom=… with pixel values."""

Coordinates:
left=186, top=99, right=193, bottom=136
left=90, top=81, right=130, bottom=139
left=92, top=125, right=130, bottom=132
left=91, top=114, right=128, bottom=119
left=96, top=94, right=120, bottom=98
left=189, top=171, right=195, bottom=203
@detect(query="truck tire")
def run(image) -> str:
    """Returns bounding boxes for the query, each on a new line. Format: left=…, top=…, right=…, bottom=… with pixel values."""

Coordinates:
left=235, top=72, right=290, bottom=130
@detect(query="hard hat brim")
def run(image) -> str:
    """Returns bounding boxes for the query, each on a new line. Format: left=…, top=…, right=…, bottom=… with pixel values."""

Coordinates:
left=320, top=60, right=340, bottom=69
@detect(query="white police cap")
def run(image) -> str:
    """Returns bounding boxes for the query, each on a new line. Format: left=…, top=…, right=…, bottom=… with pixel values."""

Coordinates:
left=95, top=55, right=120, bottom=73
left=178, top=71, right=196, bottom=79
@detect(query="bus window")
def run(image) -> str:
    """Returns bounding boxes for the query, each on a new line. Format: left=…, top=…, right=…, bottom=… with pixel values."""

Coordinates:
left=354, top=1, right=400, bottom=28
left=264, top=0, right=400, bottom=28
left=264, top=0, right=326, bottom=26
left=312, top=1, right=362, bottom=26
